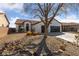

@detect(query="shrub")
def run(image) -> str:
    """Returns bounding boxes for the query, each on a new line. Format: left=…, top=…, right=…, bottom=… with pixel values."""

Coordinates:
left=33, top=32, right=39, bottom=35
left=26, top=31, right=33, bottom=36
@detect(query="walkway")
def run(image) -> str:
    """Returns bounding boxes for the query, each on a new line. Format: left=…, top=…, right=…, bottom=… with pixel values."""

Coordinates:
left=56, top=32, right=77, bottom=43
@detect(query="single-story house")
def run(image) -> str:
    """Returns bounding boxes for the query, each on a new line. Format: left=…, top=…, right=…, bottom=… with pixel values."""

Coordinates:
left=15, top=19, right=62, bottom=33
left=15, top=19, right=79, bottom=33
left=0, top=12, right=9, bottom=38
left=61, top=23, right=79, bottom=32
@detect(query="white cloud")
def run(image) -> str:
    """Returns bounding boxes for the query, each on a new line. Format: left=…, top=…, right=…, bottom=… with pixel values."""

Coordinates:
left=0, top=3, right=29, bottom=18
left=9, top=17, right=19, bottom=28
left=0, top=10, right=5, bottom=13
left=0, top=3, right=23, bottom=13
left=55, top=15, right=79, bottom=23
left=11, top=4, right=23, bottom=10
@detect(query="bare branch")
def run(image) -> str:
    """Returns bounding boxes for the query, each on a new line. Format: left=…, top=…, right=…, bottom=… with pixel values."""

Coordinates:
left=37, top=3, right=45, bottom=17
left=33, top=9, right=44, bottom=17
left=34, top=15, right=45, bottom=24
left=48, top=3, right=63, bottom=25
left=48, top=4, right=55, bottom=15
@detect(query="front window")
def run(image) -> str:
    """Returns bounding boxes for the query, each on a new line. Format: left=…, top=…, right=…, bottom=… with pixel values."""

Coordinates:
left=19, top=25, right=24, bottom=32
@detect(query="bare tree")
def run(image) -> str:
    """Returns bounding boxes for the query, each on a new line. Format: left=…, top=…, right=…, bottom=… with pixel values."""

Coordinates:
left=31, top=3, right=63, bottom=55
left=34, top=3, right=63, bottom=39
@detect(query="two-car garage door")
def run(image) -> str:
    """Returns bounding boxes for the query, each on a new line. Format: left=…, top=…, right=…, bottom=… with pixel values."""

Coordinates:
left=50, top=26, right=60, bottom=32
left=41, top=25, right=60, bottom=33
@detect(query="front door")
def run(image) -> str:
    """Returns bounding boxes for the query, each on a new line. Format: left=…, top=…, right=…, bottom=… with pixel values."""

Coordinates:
left=26, top=24, right=29, bottom=32
left=41, top=25, right=45, bottom=33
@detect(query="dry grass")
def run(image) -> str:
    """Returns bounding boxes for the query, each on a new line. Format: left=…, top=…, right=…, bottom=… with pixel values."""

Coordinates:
left=1, top=33, right=79, bottom=56
left=0, top=33, right=26, bottom=47
left=46, top=36, right=64, bottom=52
left=46, top=36, right=79, bottom=56
left=24, top=35, right=79, bottom=56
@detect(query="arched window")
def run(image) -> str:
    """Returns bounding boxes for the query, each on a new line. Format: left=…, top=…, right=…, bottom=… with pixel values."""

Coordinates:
left=26, top=23, right=29, bottom=31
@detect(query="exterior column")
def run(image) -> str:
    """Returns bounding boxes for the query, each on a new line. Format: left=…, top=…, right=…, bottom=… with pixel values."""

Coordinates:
left=60, top=24, right=62, bottom=32
left=16, top=25, right=19, bottom=32
left=24, top=22, right=26, bottom=32
left=29, top=24, right=31, bottom=31
left=48, top=25, right=50, bottom=33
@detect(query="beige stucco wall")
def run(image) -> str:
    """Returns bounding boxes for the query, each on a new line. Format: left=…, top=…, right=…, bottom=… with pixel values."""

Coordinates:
left=0, top=27, right=8, bottom=38
left=0, top=13, right=9, bottom=38
left=0, top=14, right=9, bottom=27
left=33, top=19, right=61, bottom=33
left=33, top=22, right=44, bottom=33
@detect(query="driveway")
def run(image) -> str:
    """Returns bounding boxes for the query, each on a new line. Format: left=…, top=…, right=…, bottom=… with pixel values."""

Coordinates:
left=56, top=32, right=77, bottom=43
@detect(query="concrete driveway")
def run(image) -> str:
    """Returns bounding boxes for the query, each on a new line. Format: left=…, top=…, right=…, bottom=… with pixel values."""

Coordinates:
left=56, top=32, right=77, bottom=43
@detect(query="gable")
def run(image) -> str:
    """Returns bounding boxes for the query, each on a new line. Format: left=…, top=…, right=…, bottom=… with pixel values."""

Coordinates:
left=50, top=19, right=61, bottom=26
left=15, top=19, right=40, bottom=25
left=33, top=19, right=61, bottom=26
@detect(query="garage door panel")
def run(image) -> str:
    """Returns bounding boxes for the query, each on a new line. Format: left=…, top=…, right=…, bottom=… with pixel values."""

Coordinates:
left=50, top=26, right=60, bottom=32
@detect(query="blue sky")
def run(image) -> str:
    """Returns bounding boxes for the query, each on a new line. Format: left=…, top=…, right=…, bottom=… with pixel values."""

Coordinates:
left=0, top=3, right=33, bottom=28
left=0, top=3, right=79, bottom=28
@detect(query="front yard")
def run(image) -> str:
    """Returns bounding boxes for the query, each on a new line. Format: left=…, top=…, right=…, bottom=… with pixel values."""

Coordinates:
left=0, top=33, right=26, bottom=47
left=0, top=33, right=79, bottom=56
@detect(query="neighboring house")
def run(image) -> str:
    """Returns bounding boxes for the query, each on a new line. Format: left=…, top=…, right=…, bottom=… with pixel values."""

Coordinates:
left=0, top=12, right=9, bottom=38
left=61, top=23, right=79, bottom=32
left=15, top=19, right=62, bottom=33
left=0, top=12, right=9, bottom=27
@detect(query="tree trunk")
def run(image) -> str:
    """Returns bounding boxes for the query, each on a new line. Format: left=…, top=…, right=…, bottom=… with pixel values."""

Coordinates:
left=33, top=25, right=53, bottom=56
left=44, top=25, right=48, bottom=39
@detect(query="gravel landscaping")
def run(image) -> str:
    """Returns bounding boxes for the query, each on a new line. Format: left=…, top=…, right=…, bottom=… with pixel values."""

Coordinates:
left=0, top=33, right=79, bottom=56
left=46, top=36, right=79, bottom=56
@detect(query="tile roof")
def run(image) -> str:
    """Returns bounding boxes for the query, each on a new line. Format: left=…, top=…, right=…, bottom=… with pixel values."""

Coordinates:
left=15, top=19, right=40, bottom=25
left=61, top=22, right=79, bottom=25
left=15, top=19, right=25, bottom=24
left=15, top=19, right=79, bottom=26
left=15, top=18, right=61, bottom=25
